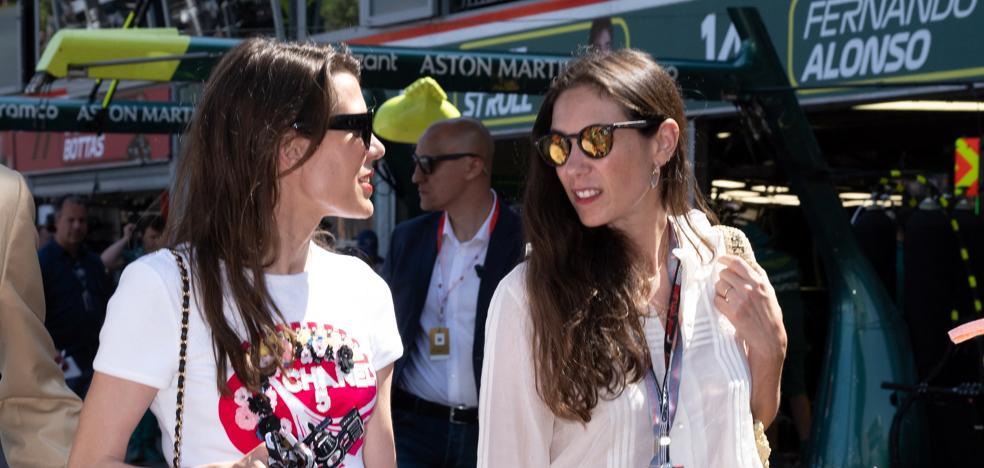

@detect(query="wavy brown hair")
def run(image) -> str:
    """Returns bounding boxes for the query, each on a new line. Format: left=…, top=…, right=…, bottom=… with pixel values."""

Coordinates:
left=525, top=49, right=715, bottom=422
left=165, top=38, right=360, bottom=395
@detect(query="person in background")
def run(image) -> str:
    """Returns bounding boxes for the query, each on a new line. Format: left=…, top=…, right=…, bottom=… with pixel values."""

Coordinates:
left=588, top=17, right=614, bottom=52
left=0, top=165, right=82, bottom=468
left=140, top=215, right=166, bottom=254
left=101, top=215, right=168, bottom=277
left=479, top=49, right=786, bottom=467
left=101, top=222, right=136, bottom=273
left=38, top=195, right=113, bottom=398
left=38, top=213, right=56, bottom=249
left=383, top=117, right=524, bottom=468
left=70, top=38, right=400, bottom=467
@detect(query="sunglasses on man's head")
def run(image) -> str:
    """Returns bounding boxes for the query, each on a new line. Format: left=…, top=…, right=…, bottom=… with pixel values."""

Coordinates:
left=293, top=108, right=374, bottom=150
left=411, top=152, right=478, bottom=175
left=535, top=119, right=665, bottom=167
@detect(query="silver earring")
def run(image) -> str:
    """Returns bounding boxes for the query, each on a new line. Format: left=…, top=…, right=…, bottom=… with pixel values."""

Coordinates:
left=650, top=165, right=660, bottom=189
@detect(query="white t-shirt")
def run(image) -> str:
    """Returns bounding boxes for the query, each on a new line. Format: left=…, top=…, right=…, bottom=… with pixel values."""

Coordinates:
left=478, top=210, right=763, bottom=468
left=94, top=243, right=403, bottom=467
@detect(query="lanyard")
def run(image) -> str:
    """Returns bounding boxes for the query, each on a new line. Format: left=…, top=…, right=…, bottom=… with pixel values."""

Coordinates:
left=645, top=231, right=685, bottom=468
left=435, top=195, right=500, bottom=253
left=433, top=196, right=501, bottom=323
left=72, top=260, right=97, bottom=313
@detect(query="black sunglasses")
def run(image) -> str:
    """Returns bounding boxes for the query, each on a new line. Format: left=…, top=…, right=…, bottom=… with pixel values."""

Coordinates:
left=535, top=119, right=664, bottom=167
left=329, top=108, right=374, bottom=150
left=293, top=108, right=374, bottom=150
left=411, top=152, right=478, bottom=175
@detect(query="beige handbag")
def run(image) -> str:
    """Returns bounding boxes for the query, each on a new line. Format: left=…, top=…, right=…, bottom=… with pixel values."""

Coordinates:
left=713, top=225, right=772, bottom=468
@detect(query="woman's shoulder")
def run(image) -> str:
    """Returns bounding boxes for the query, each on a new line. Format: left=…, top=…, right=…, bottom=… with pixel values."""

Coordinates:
left=122, top=248, right=183, bottom=283
left=497, top=261, right=529, bottom=297
left=672, top=209, right=726, bottom=260
left=673, top=209, right=717, bottom=237
left=488, top=262, right=531, bottom=321
left=105, top=249, right=185, bottom=328
left=485, top=263, right=535, bottom=353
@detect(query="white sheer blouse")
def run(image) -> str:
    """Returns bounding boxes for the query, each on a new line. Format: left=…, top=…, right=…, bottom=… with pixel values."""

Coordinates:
left=478, top=211, right=763, bottom=468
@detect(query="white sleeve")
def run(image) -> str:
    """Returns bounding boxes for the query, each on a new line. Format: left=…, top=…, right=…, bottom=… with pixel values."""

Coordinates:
left=93, top=259, right=180, bottom=389
left=368, top=274, right=402, bottom=371
left=478, top=267, right=553, bottom=468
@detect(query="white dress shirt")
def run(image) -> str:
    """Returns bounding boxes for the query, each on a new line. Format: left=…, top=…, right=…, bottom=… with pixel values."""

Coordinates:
left=399, top=191, right=498, bottom=408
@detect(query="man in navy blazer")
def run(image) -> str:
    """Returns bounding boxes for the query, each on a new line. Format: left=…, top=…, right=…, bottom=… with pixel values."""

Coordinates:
left=382, top=118, right=524, bottom=468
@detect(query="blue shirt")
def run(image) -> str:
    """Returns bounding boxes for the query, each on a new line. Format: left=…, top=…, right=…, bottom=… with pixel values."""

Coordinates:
left=38, top=240, right=112, bottom=372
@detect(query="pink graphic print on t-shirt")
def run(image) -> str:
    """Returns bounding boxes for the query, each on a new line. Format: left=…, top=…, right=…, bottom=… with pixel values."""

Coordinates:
left=217, top=322, right=377, bottom=459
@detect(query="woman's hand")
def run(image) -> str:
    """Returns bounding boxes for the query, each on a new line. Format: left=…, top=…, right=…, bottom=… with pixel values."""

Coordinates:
left=237, top=444, right=270, bottom=467
left=713, top=254, right=787, bottom=426
left=714, top=254, right=787, bottom=359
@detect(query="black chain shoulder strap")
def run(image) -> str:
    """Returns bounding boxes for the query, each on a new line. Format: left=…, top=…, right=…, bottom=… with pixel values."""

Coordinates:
left=170, top=249, right=191, bottom=468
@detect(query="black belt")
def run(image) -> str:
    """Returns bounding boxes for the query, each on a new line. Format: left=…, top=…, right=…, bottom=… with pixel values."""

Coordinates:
left=392, top=388, right=478, bottom=424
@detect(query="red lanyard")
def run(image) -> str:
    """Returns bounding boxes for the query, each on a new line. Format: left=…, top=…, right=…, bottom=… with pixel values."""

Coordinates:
left=646, top=228, right=685, bottom=468
left=433, top=196, right=501, bottom=323
left=435, top=195, right=500, bottom=253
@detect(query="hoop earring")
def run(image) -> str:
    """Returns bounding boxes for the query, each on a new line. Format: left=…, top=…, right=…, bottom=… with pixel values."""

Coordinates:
left=650, top=165, right=660, bottom=189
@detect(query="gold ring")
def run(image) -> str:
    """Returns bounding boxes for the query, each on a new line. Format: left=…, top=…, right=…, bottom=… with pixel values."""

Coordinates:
left=724, top=285, right=734, bottom=303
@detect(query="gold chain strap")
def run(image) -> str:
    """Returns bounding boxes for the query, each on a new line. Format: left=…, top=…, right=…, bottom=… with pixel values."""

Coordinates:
left=170, top=250, right=191, bottom=468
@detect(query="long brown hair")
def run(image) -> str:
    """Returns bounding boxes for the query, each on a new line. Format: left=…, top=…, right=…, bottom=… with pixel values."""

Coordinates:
left=524, top=49, right=715, bottom=422
left=166, top=38, right=360, bottom=395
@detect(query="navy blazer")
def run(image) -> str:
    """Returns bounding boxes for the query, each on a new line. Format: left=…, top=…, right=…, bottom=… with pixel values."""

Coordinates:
left=382, top=198, right=524, bottom=393
left=37, top=241, right=112, bottom=373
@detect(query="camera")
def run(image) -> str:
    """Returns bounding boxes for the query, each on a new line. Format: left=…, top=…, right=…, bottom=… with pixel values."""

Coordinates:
left=262, top=406, right=365, bottom=468
left=305, top=408, right=365, bottom=467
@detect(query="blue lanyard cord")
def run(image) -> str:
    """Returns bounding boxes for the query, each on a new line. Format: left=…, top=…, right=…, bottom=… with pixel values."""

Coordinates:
left=647, top=257, right=684, bottom=468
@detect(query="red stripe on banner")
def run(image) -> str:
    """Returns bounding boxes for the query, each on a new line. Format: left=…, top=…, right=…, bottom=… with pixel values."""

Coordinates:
left=350, top=0, right=608, bottom=45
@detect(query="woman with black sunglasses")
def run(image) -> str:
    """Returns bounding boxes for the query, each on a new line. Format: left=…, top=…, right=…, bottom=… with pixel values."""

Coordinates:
left=478, top=49, right=786, bottom=467
left=70, top=39, right=401, bottom=468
